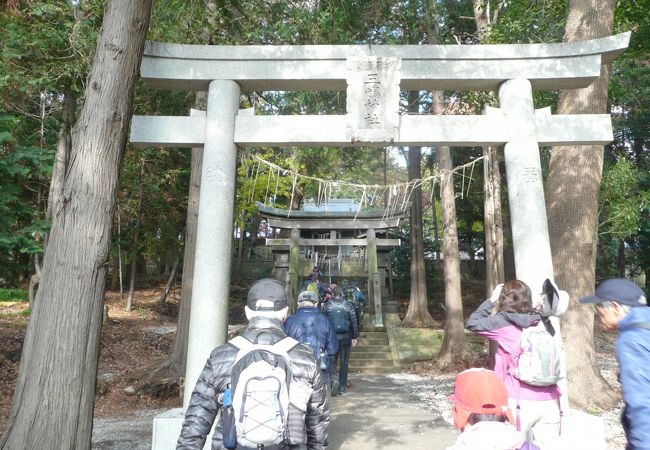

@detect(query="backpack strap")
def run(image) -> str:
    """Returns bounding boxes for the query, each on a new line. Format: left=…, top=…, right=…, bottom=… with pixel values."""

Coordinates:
left=230, top=335, right=300, bottom=364
left=272, top=336, right=300, bottom=356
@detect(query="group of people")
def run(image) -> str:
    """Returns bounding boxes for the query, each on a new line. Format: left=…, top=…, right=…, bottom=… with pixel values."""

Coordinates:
left=284, top=282, right=361, bottom=396
left=450, top=277, right=650, bottom=450
left=175, top=274, right=649, bottom=450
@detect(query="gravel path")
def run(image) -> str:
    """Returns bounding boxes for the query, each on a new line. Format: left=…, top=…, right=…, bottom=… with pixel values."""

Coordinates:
left=386, top=351, right=626, bottom=450
left=92, top=342, right=627, bottom=449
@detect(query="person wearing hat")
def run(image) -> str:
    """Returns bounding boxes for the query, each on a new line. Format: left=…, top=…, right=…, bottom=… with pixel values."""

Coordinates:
left=580, top=278, right=650, bottom=450
left=466, top=280, right=561, bottom=449
left=284, top=290, right=339, bottom=385
left=323, top=287, right=358, bottom=396
left=177, top=278, right=330, bottom=450
left=447, top=368, right=533, bottom=450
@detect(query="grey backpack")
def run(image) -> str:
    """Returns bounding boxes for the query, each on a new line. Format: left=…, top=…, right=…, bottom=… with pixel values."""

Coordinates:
left=513, top=326, right=561, bottom=387
left=229, top=336, right=297, bottom=447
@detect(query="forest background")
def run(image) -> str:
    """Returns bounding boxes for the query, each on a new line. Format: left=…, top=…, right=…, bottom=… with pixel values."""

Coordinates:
left=0, top=0, right=648, bottom=448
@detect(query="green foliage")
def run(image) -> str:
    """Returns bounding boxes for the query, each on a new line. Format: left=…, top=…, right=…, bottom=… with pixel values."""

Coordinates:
left=0, top=113, right=54, bottom=285
left=0, top=288, right=29, bottom=302
left=600, top=159, right=650, bottom=238
left=115, top=147, right=190, bottom=269
left=0, top=1, right=101, bottom=98
left=485, top=0, right=566, bottom=45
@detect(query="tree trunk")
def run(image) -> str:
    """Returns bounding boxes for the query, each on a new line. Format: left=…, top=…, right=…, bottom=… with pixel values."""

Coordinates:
left=236, top=210, right=245, bottom=276
left=545, top=0, right=618, bottom=410
left=617, top=239, right=625, bottom=277
left=147, top=91, right=206, bottom=380
left=428, top=156, right=441, bottom=266
left=110, top=255, right=119, bottom=291
left=117, top=203, right=124, bottom=296
left=48, top=91, right=76, bottom=227
left=126, top=157, right=145, bottom=311
left=400, top=148, right=435, bottom=328
left=483, top=145, right=504, bottom=296
left=0, top=2, right=152, bottom=448
left=242, top=213, right=262, bottom=260
left=484, top=149, right=505, bottom=370
left=159, top=256, right=180, bottom=304
left=436, top=143, right=467, bottom=362
left=401, top=90, right=436, bottom=329
left=432, top=91, right=466, bottom=363
left=472, top=0, right=505, bottom=298
left=29, top=91, right=77, bottom=307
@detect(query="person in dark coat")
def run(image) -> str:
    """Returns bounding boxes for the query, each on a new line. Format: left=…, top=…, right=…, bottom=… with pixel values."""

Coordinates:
left=580, top=278, right=650, bottom=450
left=323, top=288, right=358, bottom=396
left=284, top=290, right=339, bottom=383
left=177, top=278, right=329, bottom=450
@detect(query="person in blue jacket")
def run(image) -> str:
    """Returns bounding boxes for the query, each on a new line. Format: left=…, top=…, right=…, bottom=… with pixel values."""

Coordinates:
left=580, top=278, right=650, bottom=450
left=285, top=290, right=339, bottom=384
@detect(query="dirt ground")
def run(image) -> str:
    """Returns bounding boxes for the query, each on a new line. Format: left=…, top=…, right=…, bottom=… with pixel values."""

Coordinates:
left=0, top=284, right=250, bottom=435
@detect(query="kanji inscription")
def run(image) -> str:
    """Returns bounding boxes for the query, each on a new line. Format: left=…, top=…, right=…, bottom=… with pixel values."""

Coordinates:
left=346, top=56, right=401, bottom=142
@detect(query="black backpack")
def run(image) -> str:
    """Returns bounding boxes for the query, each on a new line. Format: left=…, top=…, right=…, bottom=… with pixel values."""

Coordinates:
left=328, top=302, right=350, bottom=333
left=345, top=288, right=357, bottom=305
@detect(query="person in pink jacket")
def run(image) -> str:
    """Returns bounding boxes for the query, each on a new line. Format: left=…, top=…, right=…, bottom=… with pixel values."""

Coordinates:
left=466, top=280, right=561, bottom=450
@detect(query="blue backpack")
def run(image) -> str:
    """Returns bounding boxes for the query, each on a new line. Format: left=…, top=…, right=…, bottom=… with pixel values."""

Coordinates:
left=298, top=322, right=321, bottom=358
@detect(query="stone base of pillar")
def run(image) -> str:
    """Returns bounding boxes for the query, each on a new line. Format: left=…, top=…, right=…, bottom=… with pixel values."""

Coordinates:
left=152, top=408, right=215, bottom=450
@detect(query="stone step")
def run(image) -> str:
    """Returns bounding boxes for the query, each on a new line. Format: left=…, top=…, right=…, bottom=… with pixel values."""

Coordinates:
left=359, top=331, right=388, bottom=338
left=357, top=337, right=389, bottom=346
left=348, top=359, right=395, bottom=368
left=382, top=305, right=399, bottom=313
left=351, top=344, right=390, bottom=353
left=348, top=351, right=393, bottom=361
left=347, top=366, right=398, bottom=374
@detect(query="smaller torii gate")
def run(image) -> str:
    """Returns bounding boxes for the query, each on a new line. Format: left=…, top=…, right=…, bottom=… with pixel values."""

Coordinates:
left=129, top=33, right=631, bottom=449
left=258, top=203, right=408, bottom=328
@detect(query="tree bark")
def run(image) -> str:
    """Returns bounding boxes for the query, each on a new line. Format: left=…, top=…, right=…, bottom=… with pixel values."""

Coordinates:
left=401, top=145, right=436, bottom=328
left=110, top=255, right=119, bottom=291
left=242, top=213, right=262, bottom=260
left=29, top=91, right=77, bottom=306
left=472, top=0, right=505, bottom=298
left=401, top=89, right=436, bottom=328
left=483, top=145, right=504, bottom=296
left=545, top=0, right=618, bottom=409
left=617, top=239, right=625, bottom=278
left=126, top=157, right=145, bottom=311
left=236, top=210, right=245, bottom=276
left=159, top=256, right=180, bottom=304
left=0, top=1, right=152, bottom=448
left=432, top=91, right=466, bottom=363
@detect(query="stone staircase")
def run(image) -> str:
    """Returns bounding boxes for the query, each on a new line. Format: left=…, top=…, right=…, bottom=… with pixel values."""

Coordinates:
left=348, top=330, right=397, bottom=374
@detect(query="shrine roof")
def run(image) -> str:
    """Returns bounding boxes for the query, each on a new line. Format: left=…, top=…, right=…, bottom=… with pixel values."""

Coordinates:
left=257, top=203, right=407, bottom=230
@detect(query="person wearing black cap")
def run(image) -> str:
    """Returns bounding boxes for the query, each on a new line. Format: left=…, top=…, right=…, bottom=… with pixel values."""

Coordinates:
left=580, top=278, right=650, bottom=450
left=177, top=278, right=330, bottom=450
left=284, top=290, right=339, bottom=386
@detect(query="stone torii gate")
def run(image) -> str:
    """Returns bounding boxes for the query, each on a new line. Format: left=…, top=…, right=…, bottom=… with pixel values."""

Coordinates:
left=129, top=33, right=630, bottom=449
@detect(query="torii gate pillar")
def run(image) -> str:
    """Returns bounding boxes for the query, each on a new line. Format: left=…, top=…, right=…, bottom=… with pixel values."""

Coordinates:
left=184, top=79, right=240, bottom=409
left=498, top=78, right=554, bottom=290
left=498, top=78, right=567, bottom=412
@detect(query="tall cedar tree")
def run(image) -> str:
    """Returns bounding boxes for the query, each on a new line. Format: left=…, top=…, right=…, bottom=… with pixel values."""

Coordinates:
left=545, top=0, right=618, bottom=409
left=0, top=1, right=153, bottom=448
